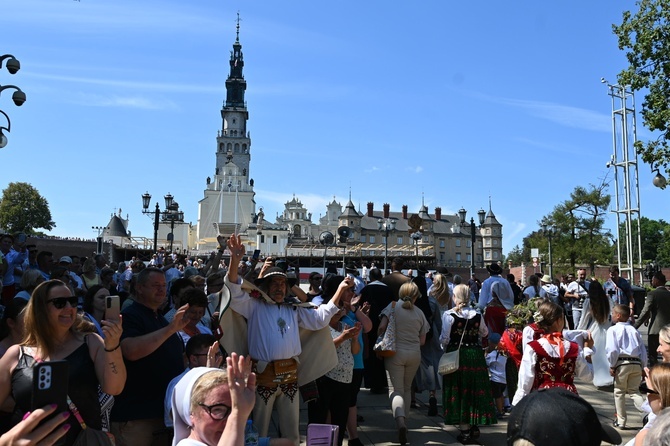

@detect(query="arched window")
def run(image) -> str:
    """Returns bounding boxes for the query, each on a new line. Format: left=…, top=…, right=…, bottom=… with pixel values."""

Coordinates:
left=234, top=143, right=240, bottom=153
left=293, top=224, right=301, bottom=236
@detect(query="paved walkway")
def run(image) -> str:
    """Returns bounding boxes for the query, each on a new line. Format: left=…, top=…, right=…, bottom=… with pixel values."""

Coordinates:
left=269, top=325, right=652, bottom=445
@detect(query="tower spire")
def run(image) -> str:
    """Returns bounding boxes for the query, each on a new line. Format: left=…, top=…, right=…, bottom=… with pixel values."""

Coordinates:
left=236, top=12, right=241, bottom=43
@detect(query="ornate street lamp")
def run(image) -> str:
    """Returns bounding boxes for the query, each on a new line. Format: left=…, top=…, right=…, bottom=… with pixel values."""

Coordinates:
left=541, top=221, right=556, bottom=279
left=459, top=208, right=486, bottom=278
left=141, top=192, right=184, bottom=253
left=377, top=218, right=396, bottom=273
left=319, top=231, right=335, bottom=276
left=0, top=54, right=26, bottom=149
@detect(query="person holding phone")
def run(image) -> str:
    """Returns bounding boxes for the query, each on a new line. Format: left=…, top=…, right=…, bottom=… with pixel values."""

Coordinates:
left=0, top=279, right=126, bottom=445
left=0, top=404, right=70, bottom=446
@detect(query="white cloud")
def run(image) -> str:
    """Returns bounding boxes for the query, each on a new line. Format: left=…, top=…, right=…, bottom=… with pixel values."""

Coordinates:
left=468, top=90, right=611, bottom=133
left=26, top=73, right=222, bottom=94
left=72, top=93, right=178, bottom=110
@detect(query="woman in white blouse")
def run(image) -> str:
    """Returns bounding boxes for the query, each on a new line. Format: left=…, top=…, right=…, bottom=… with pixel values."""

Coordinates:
left=378, top=281, right=429, bottom=445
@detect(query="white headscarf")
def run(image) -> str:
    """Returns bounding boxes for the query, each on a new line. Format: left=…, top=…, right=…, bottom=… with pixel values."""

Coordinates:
left=171, top=367, right=222, bottom=446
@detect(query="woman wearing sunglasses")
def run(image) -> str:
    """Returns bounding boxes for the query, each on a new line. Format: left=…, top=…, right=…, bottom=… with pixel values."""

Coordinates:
left=629, top=363, right=670, bottom=446
left=0, top=279, right=126, bottom=445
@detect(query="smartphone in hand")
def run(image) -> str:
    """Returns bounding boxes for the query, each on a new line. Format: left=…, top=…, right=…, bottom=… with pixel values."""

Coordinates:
left=32, top=360, right=69, bottom=444
left=105, top=295, right=121, bottom=321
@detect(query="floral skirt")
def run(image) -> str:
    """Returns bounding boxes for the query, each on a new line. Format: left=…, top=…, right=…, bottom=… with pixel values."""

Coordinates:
left=442, top=345, right=497, bottom=426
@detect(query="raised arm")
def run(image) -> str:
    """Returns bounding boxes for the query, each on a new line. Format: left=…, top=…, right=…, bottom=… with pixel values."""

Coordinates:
left=121, top=304, right=189, bottom=361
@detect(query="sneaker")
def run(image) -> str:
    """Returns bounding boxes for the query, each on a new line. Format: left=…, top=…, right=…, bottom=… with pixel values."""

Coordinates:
left=496, top=411, right=505, bottom=419
left=348, top=438, right=364, bottom=446
left=457, top=431, right=478, bottom=445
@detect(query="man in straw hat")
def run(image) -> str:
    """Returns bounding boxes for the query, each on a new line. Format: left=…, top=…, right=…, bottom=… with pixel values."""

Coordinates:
left=224, top=234, right=352, bottom=445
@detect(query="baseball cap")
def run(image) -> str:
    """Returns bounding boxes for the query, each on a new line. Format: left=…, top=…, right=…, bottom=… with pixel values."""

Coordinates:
left=59, top=256, right=73, bottom=264
left=507, top=388, right=621, bottom=446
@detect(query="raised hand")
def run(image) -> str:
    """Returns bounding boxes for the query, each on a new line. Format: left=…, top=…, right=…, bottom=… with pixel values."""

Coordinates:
left=227, top=353, right=256, bottom=420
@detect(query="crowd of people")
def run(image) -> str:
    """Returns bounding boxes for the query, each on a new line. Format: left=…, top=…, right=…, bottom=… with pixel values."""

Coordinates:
left=1, top=229, right=670, bottom=445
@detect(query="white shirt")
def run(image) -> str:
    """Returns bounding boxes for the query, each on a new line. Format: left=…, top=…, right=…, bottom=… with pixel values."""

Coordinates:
left=439, top=307, right=488, bottom=347
left=479, top=275, right=514, bottom=310
left=540, top=283, right=560, bottom=304
left=512, top=336, right=594, bottom=406
left=605, top=321, right=647, bottom=367
left=485, top=350, right=507, bottom=384
left=226, top=276, right=338, bottom=362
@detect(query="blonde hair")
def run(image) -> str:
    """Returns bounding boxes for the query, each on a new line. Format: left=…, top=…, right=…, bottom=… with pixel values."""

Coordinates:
left=648, top=363, right=670, bottom=409
left=22, top=280, right=92, bottom=356
left=452, top=284, right=470, bottom=310
left=533, top=300, right=564, bottom=332
left=190, top=369, right=229, bottom=414
left=512, top=440, right=535, bottom=446
left=660, top=324, right=670, bottom=345
left=398, top=282, right=420, bottom=309
left=430, top=274, right=450, bottom=308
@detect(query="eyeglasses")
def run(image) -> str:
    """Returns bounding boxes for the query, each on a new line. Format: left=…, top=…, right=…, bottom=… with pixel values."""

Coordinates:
left=47, top=296, right=79, bottom=309
left=640, top=381, right=659, bottom=395
left=198, top=402, right=231, bottom=420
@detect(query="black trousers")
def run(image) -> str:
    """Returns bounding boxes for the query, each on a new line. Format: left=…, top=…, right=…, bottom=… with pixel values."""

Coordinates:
left=307, top=375, right=351, bottom=446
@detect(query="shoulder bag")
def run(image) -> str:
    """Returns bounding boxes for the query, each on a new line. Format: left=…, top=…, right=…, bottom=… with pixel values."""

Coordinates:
left=373, top=302, right=397, bottom=357
left=438, top=315, right=468, bottom=375
left=69, top=395, right=114, bottom=446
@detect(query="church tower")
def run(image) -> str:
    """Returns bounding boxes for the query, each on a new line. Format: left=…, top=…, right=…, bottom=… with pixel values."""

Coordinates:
left=196, top=16, right=256, bottom=249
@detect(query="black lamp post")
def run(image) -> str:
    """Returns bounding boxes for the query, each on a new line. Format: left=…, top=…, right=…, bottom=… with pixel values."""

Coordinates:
left=0, top=54, right=26, bottom=149
left=377, top=218, right=396, bottom=273
left=163, top=197, right=184, bottom=253
left=319, top=231, right=335, bottom=276
left=411, top=231, right=422, bottom=264
left=458, top=208, right=486, bottom=278
left=141, top=192, right=184, bottom=253
left=541, top=221, right=556, bottom=279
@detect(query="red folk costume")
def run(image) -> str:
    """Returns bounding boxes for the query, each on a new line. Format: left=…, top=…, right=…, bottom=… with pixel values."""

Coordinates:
left=527, top=334, right=579, bottom=394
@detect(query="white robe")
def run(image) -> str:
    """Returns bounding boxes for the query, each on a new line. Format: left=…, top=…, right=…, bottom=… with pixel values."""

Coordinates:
left=576, top=297, right=613, bottom=387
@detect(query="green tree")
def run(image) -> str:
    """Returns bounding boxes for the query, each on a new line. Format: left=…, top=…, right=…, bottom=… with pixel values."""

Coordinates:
left=613, top=0, right=670, bottom=179
left=658, top=225, right=670, bottom=266
left=545, top=183, right=614, bottom=273
left=618, top=217, right=670, bottom=264
left=0, top=182, right=55, bottom=234
left=505, top=245, right=526, bottom=267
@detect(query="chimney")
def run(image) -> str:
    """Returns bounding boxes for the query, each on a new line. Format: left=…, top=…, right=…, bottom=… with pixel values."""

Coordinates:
left=383, top=203, right=390, bottom=219
left=402, top=205, right=408, bottom=219
left=435, top=207, right=442, bottom=221
left=367, top=202, right=374, bottom=217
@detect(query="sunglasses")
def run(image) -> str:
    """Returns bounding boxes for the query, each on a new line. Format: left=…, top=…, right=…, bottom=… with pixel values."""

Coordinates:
left=47, top=296, right=79, bottom=309
left=639, top=381, right=659, bottom=395
left=198, top=402, right=231, bottom=421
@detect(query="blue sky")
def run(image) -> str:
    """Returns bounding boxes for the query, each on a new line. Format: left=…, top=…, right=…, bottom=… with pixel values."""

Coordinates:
left=1, top=0, right=666, bottom=255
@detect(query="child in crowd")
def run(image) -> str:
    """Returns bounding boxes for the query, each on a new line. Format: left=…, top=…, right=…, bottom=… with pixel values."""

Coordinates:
left=485, top=332, right=507, bottom=418
left=499, top=302, right=534, bottom=403
left=605, top=304, right=647, bottom=429
left=512, top=301, right=594, bottom=405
